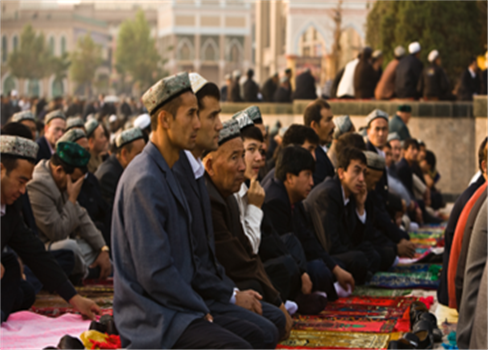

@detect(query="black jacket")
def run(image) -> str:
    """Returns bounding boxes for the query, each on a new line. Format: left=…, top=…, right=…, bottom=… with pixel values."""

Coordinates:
left=417, top=63, right=451, bottom=100
left=273, top=86, right=291, bottom=103
left=313, top=146, right=335, bottom=187
left=291, top=71, right=317, bottom=101
left=262, top=78, right=278, bottom=102
left=1, top=199, right=77, bottom=302
left=354, top=59, right=379, bottom=99
left=366, top=141, right=389, bottom=204
left=36, top=136, right=53, bottom=164
left=457, top=68, right=481, bottom=101
left=395, top=54, right=424, bottom=99
left=395, top=158, right=414, bottom=197
left=229, top=81, right=243, bottom=102
left=95, top=154, right=124, bottom=208
left=243, top=79, right=260, bottom=102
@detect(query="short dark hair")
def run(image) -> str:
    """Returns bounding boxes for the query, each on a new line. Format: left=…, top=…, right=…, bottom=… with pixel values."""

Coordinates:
left=115, top=141, right=135, bottom=156
left=424, top=150, right=436, bottom=169
left=403, top=138, right=419, bottom=151
left=303, top=99, right=331, bottom=127
left=50, top=153, right=87, bottom=175
left=384, top=141, right=392, bottom=150
left=196, top=82, right=221, bottom=110
left=282, top=124, right=319, bottom=147
left=335, top=133, right=366, bottom=155
left=479, top=137, right=488, bottom=171
left=337, top=147, right=366, bottom=171
left=150, top=95, right=183, bottom=131
left=241, top=126, right=264, bottom=143
left=275, top=145, right=315, bottom=182
left=2, top=122, right=33, bottom=140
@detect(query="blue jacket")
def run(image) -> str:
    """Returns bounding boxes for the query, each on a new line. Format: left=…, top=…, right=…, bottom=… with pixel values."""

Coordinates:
left=111, top=142, right=209, bottom=349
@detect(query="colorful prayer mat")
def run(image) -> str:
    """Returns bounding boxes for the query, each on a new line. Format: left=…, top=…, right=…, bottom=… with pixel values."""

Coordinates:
left=367, top=264, right=441, bottom=289
left=352, top=286, right=412, bottom=297
left=293, top=316, right=396, bottom=333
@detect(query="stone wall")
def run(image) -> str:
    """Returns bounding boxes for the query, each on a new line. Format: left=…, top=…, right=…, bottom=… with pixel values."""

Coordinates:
left=222, top=98, right=488, bottom=197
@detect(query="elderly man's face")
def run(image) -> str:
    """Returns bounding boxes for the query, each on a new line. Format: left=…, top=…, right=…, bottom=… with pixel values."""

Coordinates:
left=44, top=118, right=66, bottom=147
left=367, top=118, right=388, bottom=148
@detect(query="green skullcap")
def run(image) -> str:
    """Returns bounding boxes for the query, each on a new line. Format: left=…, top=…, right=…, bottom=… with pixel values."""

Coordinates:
left=397, top=104, right=412, bottom=113
left=115, top=127, right=144, bottom=148
left=142, top=72, right=192, bottom=115
left=56, top=142, right=91, bottom=168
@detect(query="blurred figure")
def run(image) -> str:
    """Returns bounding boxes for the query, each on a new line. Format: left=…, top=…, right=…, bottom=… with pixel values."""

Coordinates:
left=65, top=97, right=83, bottom=117
left=354, top=47, right=378, bottom=99
left=273, top=76, right=292, bottom=103
left=457, top=56, right=481, bottom=101
left=395, top=42, right=423, bottom=99
left=220, top=74, right=232, bottom=102
left=262, top=73, right=279, bottom=102
left=337, top=54, right=360, bottom=99
left=229, top=70, right=243, bottom=102
left=372, top=50, right=384, bottom=78
left=1, top=94, right=12, bottom=126
left=389, top=105, right=412, bottom=141
left=244, top=69, right=260, bottom=102
left=418, top=50, right=452, bottom=101
left=120, top=97, right=133, bottom=119
left=291, top=69, right=317, bottom=101
left=9, top=90, right=21, bottom=115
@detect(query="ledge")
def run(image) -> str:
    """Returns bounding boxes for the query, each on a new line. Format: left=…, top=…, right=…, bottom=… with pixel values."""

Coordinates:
left=474, top=95, right=487, bottom=118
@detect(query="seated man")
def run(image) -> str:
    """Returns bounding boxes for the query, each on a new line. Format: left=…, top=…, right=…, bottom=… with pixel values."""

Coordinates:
left=95, top=128, right=146, bottom=208
left=204, top=119, right=293, bottom=337
left=36, top=110, right=66, bottom=163
left=328, top=115, right=355, bottom=168
left=305, top=147, right=376, bottom=283
left=112, top=72, right=261, bottom=349
left=1, top=134, right=100, bottom=323
left=84, top=119, right=108, bottom=173
left=418, top=149, right=444, bottom=210
left=173, top=73, right=285, bottom=348
left=27, top=142, right=111, bottom=281
left=264, top=145, right=355, bottom=298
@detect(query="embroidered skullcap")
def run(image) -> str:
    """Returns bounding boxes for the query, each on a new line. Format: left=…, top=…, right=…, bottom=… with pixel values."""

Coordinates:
left=11, top=111, right=35, bottom=123
left=115, top=127, right=144, bottom=148
left=45, top=109, right=66, bottom=124
left=397, top=104, right=412, bottom=113
left=234, top=113, right=254, bottom=131
left=243, top=106, right=263, bottom=124
left=387, top=132, right=401, bottom=142
left=66, top=117, right=85, bottom=130
left=363, top=151, right=385, bottom=171
left=366, top=109, right=389, bottom=127
left=189, top=72, right=208, bottom=94
left=85, top=119, right=100, bottom=137
left=142, top=72, right=192, bottom=115
left=57, top=129, right=86, bottom=146
left=0, top=135, right=38, bottom=161
left=56, top=142, right=90, bottom=168
left=218, top=119, right=241, bottom=146
left=333, top=115, right=353, bottom=140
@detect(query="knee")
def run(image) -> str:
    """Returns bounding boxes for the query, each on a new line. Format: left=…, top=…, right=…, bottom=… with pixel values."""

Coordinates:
left=18, top=280, right=36, bottom=310
left=262, top=302, right=284, bottom=345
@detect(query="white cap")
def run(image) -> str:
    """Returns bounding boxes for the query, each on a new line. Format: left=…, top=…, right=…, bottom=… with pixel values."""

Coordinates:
left=428, top=50, right=439, bottom=63
left=109, top=114, right=118, bottom=123
left=11, top=90, right=18, bottom=97
left=408, top=42, right=421, bottom=54
left=394, top=46, right=406, bottom=58
left=189, top=72, right=208, bottom=94
left=134, top=113, right=151, bottom=130
left=232, top=70, right=241, bottom=79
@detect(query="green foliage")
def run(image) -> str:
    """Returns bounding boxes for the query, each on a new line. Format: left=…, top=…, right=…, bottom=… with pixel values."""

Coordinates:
left=366, top=1, right=486, bottom=85
left=69, top=33, right=102, bottom=91
left=115, top=10, right=164, bottom=92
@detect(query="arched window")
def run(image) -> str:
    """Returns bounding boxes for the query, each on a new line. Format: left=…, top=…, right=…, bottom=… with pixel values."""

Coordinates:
left=2, top=35, right=7, bottom=63
left=52, top=78, right=64, bottom=97
left=49, top=36, right=55, bottom=55
left=28, top=79, right=40, bottom=97
left=3, top=76, right=15, bottom=96
left=61, top=36, right=66, bottom=55
left=177, top=39, right=194, bottom=61
left=230, top=44, right=239, bottom=63
left=202, top=39, right=218, bottom=61
left=13, top=36, right=18, bottom=51
left=226, top=38, right=243, bottom=64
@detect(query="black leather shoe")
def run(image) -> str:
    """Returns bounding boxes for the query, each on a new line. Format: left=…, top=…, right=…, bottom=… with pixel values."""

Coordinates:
left=57, top=335, right=84, bottom=349
left=388, top=333, right=420, bottom=349
left=412, top=319, right=434, bottom=349
left=409, top=301, right=428, bottom=329
left=418, top=312, right=442, bottom=342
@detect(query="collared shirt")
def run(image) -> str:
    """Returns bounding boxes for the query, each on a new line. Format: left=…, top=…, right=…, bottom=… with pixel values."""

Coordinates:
left=47, top=139, right=55, bottom=155
left=321, top=144, right=329, bottom=154
left=184, top=150, right=205, bottom=179
left=234, top=182, right=263, bottom=255
left=469, top=67, right=476, bottom=79
left=0, top=204, right=6, bottom=217
left=375, top=146, right=385, bottom=159
left=341, top=184, right=366, bottom=224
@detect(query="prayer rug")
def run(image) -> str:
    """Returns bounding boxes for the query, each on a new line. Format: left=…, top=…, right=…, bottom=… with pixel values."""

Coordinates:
left=352, top=286, right=412, bottom=297
left=367, top=264, right=441, bottom=289
left=293, top=316, right=396, bottom=333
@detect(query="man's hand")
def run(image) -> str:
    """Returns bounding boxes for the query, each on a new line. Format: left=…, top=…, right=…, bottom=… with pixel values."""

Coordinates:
left=247, top=177, right=265, bottom=209
left=332, top=265, right=355, bottom=291
left=235, top=290, right=263, bottom=315
left=301, top=272, right=313, bottom=295
left=204, top=313, right=213, bottom=323
left=278, top=303, right=293, bottom=340
left=66, top=175, right=84, bottom=204
left=69, top=294, right=101, bottom=320
left=89, top=251, right=111, bottom=280
left=415, top=207, right=423, bottom=224
left=1, top=263, right=4, bottom=279
left=397, top=239, right=416, bottom=258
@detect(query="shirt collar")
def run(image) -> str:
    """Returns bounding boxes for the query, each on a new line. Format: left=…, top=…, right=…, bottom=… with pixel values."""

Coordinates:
left=184, top=150, right=205, bottom=179
left=375, top=146, right=385, bottom=159
left=341, top=184, right=349, bottom=206
left=237, top=182, right=249, bottom=198
left=0, top=204, right=6, bottom=217
left=469, top=67, right=476, bottom=78
left=47, top=139, right=55, bottom=155
left=321, top=144, right=329, bottom=153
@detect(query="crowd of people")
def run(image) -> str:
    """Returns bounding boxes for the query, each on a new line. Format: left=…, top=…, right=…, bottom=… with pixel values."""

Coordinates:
left=0, top=68, right=486, bottom=349
left=221, top=42, right=487, bottom=103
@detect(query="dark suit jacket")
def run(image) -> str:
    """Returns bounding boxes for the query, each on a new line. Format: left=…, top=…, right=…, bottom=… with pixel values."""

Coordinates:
left=244, top=79, right=260, bottom=102
left=95, top=154, right=124, bottom=208
left=395, top=54, right=424, bottom=99
left=205, top=174, right=281, bottom=306
left=173, top=152, right=235, bottom=305
left=457, top=68, right=481, bottom=101
left=1, top=199, right=77, bottom=302
left=304, top=176, right=365, bottom=255
left=313, top=146, right=335, bottom=187
left=78, top=172, right=109, bottom=240
left=263, top=178, right=337, bottom=271
left=36, top=136, right=53, bottom=164
left=395, top=158, right=414, bottom=197
left=291, top=71, right=317, bottom=100
left=438, top=174, right=486, bottom=306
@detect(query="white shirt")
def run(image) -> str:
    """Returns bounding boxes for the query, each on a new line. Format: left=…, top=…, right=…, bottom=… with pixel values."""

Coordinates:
left=469, top=67, right=476, bottom=79
left=375, top=146, right=385, bottom=159
left=184, top=150, right=205, bottom=179
left=1, top=204, right=6, bottom=217
left=341, top=184, right=366, bottom=224
left=321, top=144, right=329, bottom=154
left=337, top=58, right=359, bottom=98
left=234, top=182, right=263, bottom=255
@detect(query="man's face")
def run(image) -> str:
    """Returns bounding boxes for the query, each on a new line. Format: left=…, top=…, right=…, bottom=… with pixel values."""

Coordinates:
left=419, top=159, right=430, bottom=173
left=243, top=137, right=263, bottom=180
left=125, top=138, right=146, bottom=165
left=390, top=139, right=402, bottom=162
left=76, top=137, right=90, bottom=152
left=339, top=159, right=367, bottom=196
left=398, top=111, right=411, bottom=124
left=312, top=108, right=334, bottom=145
left=44, top=118, right=66, bottom=146
left=384, top=146, right=393, bottom=167
left=287, top=170, right=314, bottom=202
left=207, top=138, right=246, bottom=196
left=166, top=91, right=200, bottom=150
left=365, top=168, right=384, bottom=191
left=404, top=145, right=419, bottom=163
left=367, top=118, right=388, bottom=148
left=301, top=140, right=317, bottom=161
left=90, top=125, right=108, bottom=154
left=1, top=159, right=35, bottom=205
left=21, top=120, right=38, bottom=140
left=195, top=96, right=222, bottom=152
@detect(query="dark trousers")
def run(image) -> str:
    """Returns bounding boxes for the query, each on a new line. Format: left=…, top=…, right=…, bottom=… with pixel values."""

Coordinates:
left=306, top=259, right=338, bottom=301
left=235, top=279, right=281, bottom=307
left=1, top=252, right=36, bottom=323
left=263, top=255, right=301, bottom=301
left=332, top=250, right=369, bottom=285
left=210, top=300, right=284, bottom=349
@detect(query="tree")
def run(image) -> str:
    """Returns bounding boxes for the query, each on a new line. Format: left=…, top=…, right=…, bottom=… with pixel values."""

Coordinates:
left=70, top=33, right=102, bottom=96
left=366, top=1, right=486, bottom=86
left=115, top=10, right=163, bottom=93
